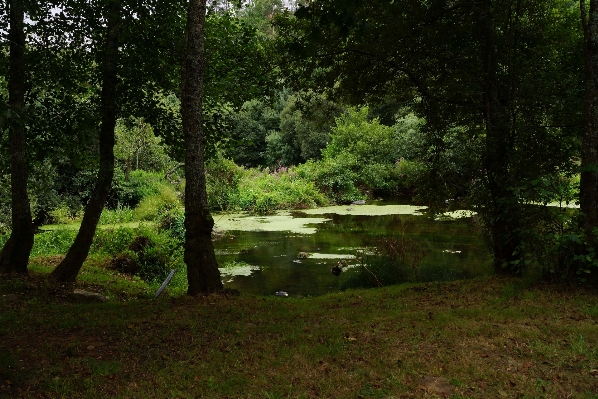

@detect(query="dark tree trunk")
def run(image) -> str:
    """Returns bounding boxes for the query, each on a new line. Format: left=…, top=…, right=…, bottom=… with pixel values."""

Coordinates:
left=581, top=0, right=598, bottom=236
left=0, top=0, right=34, bottom=275
left=182, top=0, right=222, bottom=295
left=51, top=0, right=120, bottom=282
left=476, top=0, right=522, bottom=274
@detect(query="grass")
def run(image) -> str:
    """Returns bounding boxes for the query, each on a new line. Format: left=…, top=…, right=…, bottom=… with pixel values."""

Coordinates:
left=1, top=268, right=598, bottom=398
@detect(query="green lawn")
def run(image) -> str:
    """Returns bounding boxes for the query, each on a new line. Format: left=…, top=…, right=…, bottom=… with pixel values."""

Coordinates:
left=1, top=261, right=598, bottom=398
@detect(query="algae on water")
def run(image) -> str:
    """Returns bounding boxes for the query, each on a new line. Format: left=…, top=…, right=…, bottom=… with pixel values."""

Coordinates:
left=213, top=211, right=330, bottom=234
left=299, top=204, right=427, bottom=216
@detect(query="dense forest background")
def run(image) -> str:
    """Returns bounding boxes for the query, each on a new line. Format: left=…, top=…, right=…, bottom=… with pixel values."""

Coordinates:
left=0, top=0, right=597, bottom=290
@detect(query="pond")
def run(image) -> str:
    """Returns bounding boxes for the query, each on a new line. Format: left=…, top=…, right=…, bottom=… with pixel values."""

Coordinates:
left=212, top=201, right=493, bottom=297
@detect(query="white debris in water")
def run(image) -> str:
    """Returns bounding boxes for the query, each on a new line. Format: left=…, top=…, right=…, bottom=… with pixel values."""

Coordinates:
left=442, top=250, right=462, bottom=254
left=308, top=253, right=356, bottom=259
left=437, top=210, right=477, bottom=219
left=219, top=264, right=261, bottom=277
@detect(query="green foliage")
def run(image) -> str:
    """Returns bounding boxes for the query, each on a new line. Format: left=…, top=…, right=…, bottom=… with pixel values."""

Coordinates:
left=114, top=117, right=172, bottom=174
left=270, top=92, right=343, bottom=165
left=48, top=203, right=83, bottom=225
left=223, top=99, right=280, bottom=167
left=91, top=228, right=136, bottom=256
left=291, top=106, right=423, bottom=201
left=94, top=225, right=184, bottom=284
left=109, top=170, right=169, bottom=209
left=230, top=167, right=329, bottom=214
left=323, top=107, right=395, bottom=164
left=296, top=157, right=363, bottom=203
left=98, top=207, right=135, bottom=225
left=30, top=229, right=78, bottom=257
left=158, top=207, right=186, bottom=243
left=133, top=185, right=181, bottom=221
left=206, top=154, right=245, bottom=210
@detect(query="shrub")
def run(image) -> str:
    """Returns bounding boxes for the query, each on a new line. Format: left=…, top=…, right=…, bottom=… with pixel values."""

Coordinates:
left=109, top=170, right=171, bottom=209
left=230, top=167, right=328, bottom=214
left=296, top=158, right=363, bottom=204
left=133, top=185, right=180, bottom=221
left=206, top=155, right=244, bottom=211
left=158, top=207, right=185, bottom=242
left=91, top=227, right=136, bottom=255
left=323, top=107, right=396, bottom=165
left=94, top=225, right=185, bottom=285
left=48, top=203, right=84, bottom=224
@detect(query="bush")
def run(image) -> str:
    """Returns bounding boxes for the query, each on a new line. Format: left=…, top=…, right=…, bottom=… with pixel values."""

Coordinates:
left=96, top=225, right=185, bottom=285
left=229, top=167, right=329, bottom=214
left=108, top=170, right=169, bottom=209
left=133, top=185, right=180, bottom=221
left=159, top=207, right=185, bottom=242
left=48, top=202, right=84, bottom=224
left=296, top=158, right=363, bottom=203
left=206, top=155, right=244, bottom=211
left=91, top=227, right=136, bottom=255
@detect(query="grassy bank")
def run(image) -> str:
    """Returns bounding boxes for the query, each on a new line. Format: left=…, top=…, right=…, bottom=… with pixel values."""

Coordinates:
left=1, top=268, right=598, bottom=398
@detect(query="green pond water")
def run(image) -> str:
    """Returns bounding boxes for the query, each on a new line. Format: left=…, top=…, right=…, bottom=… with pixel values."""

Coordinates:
left=212, top=201, right=493, bottom=297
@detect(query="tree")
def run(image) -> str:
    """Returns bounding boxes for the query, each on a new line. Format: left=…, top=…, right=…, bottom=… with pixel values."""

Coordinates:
left=182, top=0, right=223, bottom=295
left=0, top=0, right=34, bottom=274
left=51, top=0, right=121, bottom=282
left=115, top=117, right=171, bottom=180
left=580, top=0, right=598, bottom=238
left=276, top=0, right=582, bottom=273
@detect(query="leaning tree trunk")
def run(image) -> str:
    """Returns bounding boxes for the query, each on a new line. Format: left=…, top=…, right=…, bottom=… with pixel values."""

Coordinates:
left=580, top=0, right=598, bottom=237
left=51, top=0, right=120, bottom=282
left=182, top=0, right=222, bottom=295
left=476, top=0, right=522, bottom=274
left=0, top=0, right=34, bottom=275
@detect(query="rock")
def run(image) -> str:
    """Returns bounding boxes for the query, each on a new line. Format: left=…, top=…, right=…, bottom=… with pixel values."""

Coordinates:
left=69, top=289, right=108, bottom=303
left=351, top=200, right=366, bottom=205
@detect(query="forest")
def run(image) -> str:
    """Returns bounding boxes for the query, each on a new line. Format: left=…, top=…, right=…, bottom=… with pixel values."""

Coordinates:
left=2, top=0, right=598, bottom=397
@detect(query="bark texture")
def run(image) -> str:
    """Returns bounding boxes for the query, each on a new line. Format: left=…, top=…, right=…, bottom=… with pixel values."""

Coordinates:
left=51, top=0, right=120, bottom=282
left=0, top=0, right=34, bottom=274
left=182, top=0, right=223, bottom=295
left=581, top=0, right=598, bottom=235
left=476, top=0, right=522, bottom=274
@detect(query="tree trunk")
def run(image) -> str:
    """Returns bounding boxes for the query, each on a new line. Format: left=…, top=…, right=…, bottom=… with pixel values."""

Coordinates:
left=51, top=0, right=120, bottom=282
left=0, top=0, right=34, bottom=275
left=182, top=0, right=222, bottom=295
left=125, top=157, right=131, bottom=182
left=476, top=0, right=522, bottom=274
left=581, top=0, right=598, bottom=236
